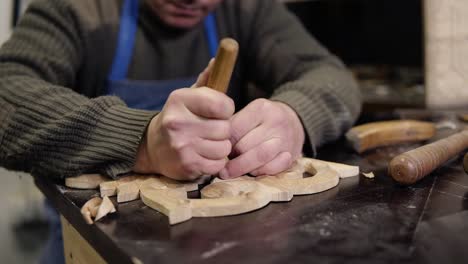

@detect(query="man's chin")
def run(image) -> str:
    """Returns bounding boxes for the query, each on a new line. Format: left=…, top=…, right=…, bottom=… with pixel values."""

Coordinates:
left=164, top=16, right=203, bottom=29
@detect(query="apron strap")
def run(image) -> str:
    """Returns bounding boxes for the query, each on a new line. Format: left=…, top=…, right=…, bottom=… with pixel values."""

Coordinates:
left=108, top=0, right=219, bottom=82
left=108, top=0, right=139, bottom=81
left=204, top=13, right=219, bottom=57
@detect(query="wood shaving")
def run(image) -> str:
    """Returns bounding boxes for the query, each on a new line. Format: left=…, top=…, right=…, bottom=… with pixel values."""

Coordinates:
left=362, top=172, right=375, bottom=179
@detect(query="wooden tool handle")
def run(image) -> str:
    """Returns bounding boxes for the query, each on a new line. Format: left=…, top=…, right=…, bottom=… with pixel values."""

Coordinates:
left=345, top=120, right=436, bottom=153
left=389, top=130, right=468, bottom=185
left=207, top=38, right=239, bottom=93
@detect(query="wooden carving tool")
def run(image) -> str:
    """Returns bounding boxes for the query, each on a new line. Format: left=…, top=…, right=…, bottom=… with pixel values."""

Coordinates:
left=207, top=38, right=239, bottom=94
left=389, top=130, right=468, bottom=185
left=346, top=120, right=437, bottom=153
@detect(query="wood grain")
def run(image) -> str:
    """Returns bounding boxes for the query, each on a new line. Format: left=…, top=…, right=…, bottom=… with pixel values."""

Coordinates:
left=346, top=120, right=436, bottom=153
left=117, top=181, right=140, bottom=203
left=207, top=38, right=239, bottom=93
left=389, top=130, right=468, bottom=184
left=70, top=158, right=358, bottom=225
left=65, top=174, right=109, bottom=189
left=139, top=158, right=344, bottom=224
left=140, top=187, right=192, bottom=225
left=61, top=216, right=106, bottom=264
left=191, top=189, right=271, bottom=218
left=300, top=158, right=359, bottom=179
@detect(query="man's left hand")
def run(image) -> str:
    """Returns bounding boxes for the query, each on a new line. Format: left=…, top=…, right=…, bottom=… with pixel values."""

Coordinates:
left=219, top=99, right=305, bottom=179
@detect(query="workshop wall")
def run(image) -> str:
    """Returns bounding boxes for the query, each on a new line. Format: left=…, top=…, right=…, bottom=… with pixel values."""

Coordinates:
left=287, top=0, right=423, bottom=67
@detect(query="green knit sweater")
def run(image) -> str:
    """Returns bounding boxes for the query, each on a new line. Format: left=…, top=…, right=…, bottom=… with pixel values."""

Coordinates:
left=0, top=0, right=361, bottom=179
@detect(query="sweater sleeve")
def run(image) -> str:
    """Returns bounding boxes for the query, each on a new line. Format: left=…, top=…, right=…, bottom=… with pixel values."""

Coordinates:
left=0, top=0, right=155, bottom=179
left=241, top=0, right=362, bottom=155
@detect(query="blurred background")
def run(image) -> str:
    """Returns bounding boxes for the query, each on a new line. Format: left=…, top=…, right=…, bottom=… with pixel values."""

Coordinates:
left=0, top=0, right=424, bottom=263
left=0, top=1, right=54, bottom=263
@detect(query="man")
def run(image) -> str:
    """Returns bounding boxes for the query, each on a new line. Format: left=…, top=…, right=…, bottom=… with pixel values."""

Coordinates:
left=1, top=0, right=360, bottom=263
left=0, top=0, right=360, bottom=183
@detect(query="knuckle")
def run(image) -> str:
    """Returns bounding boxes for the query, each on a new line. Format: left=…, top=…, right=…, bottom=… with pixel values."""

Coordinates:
left=221, top=140, right=232, bottom=157
left=256, top=148, right=273, bottom=164
left=233, top=141, right=247, bottom=155
left=273, top=163, right=289, bottom=175
left=185, top=173, right=200, bottom=181
left=284, top=153, right=294, bottom=168
left=226, top=97, right=235, bottom=115
left=168, top=88, right=187, bottom=102
left=256, top=141, right=278, bottom=164
left=217, top=121, right=231, bottom=139
left=161, top=114, right=184, bottom=131
left=180, top=160, right=199, bottom=175
left=209, top=98, right=227, bottom=117
left=204, top=93, right=234, bottom=119
left=229, top=122, right=241, bottom=141
left=255, top=98, right=272, bottom=111
left=203, top=160, right=226, bottom=175
left=169, top=138, right=188, bottom=151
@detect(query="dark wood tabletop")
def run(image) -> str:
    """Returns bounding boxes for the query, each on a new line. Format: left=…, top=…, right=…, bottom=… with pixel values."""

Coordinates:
left=35, top=110, right=468, bottom=264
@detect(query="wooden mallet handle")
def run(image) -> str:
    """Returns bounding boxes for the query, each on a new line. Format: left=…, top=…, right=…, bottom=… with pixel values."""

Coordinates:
left=389, top=130, right=468, bottom=185
left=207, top=38, right=239, bottom=94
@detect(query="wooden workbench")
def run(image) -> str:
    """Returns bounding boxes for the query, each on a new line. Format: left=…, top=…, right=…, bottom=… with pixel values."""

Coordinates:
left=35, top=110, right=468, bottom=264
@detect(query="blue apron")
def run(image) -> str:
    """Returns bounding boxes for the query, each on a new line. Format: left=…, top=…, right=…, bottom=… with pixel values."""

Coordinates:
left=107, top=0, right=219, bottom=110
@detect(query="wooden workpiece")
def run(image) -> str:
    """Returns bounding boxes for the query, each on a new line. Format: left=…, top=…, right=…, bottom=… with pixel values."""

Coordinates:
left=65, top=174, right=109, bottom=189
left=301, top=158, right=360, bottom=179
left=346, top=120, right=436, bottom=153
left=140, top=186, right=192, bottom=225
left=67, top=158, right=358, bottom=225
left=117, top=181, right=140, bottom=203
left=140, top=158, right=357, bottom=225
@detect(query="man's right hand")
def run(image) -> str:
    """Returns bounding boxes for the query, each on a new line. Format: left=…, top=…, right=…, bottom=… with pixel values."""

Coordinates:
left=133, top=87, right=235, bottom=181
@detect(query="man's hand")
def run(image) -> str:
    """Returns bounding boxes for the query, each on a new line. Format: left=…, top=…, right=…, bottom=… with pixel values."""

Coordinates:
left=134, top=87, right=234, bottom=180
left=219, top=99, right=305, bottom=179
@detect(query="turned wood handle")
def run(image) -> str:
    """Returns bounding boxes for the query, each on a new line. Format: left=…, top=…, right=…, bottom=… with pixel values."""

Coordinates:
left=345, top=120, right=436, bottom=153
left=389, top=130, right=468, bottom=185
left=207, top=38, right=239, bottom=94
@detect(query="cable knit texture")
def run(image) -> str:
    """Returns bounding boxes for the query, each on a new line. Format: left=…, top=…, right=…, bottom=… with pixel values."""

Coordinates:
left=0, top=0, right=361, bottom=179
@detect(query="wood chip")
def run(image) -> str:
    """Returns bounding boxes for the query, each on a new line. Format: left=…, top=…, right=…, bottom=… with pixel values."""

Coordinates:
left=362, top=172, right=375, bottom=179
left=95, top=196, right=116, bottom=222
left=80, top=197, right=102, bottom=225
